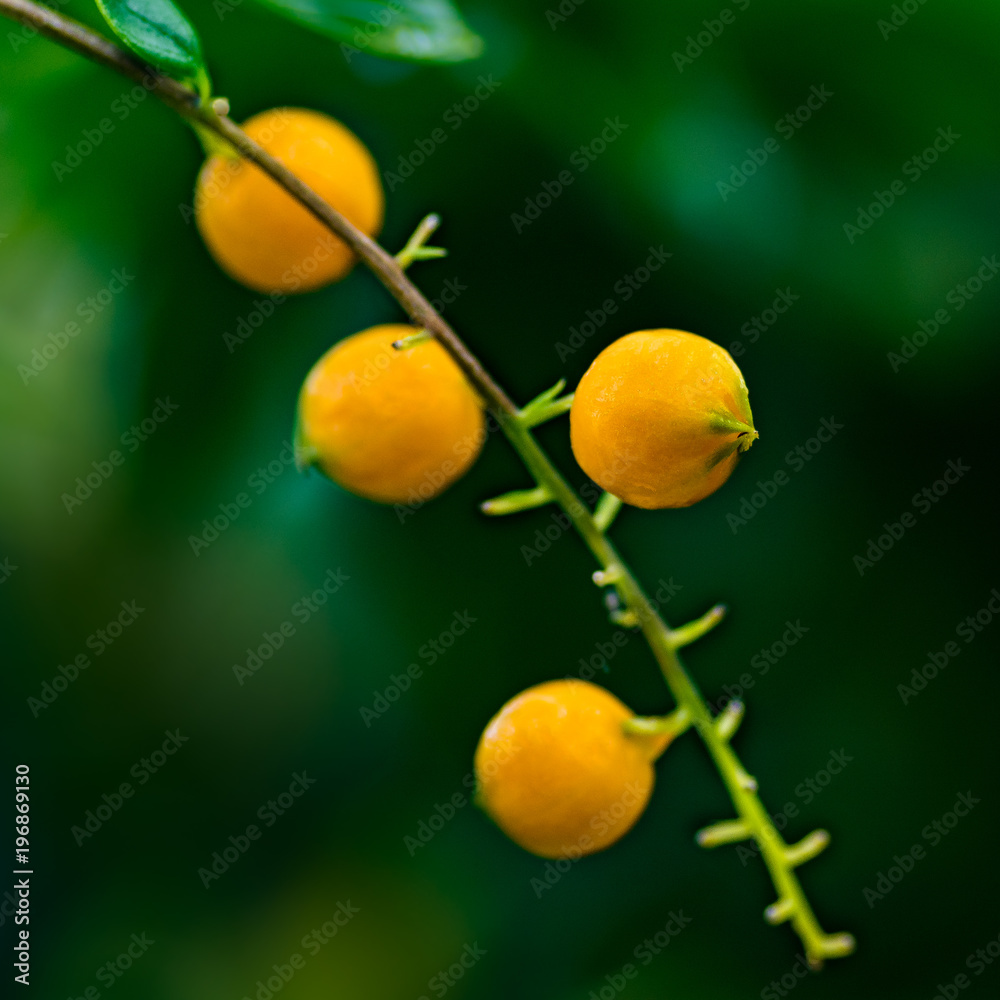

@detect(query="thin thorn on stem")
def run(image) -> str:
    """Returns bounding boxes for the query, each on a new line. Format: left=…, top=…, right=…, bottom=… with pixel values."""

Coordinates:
left=784, top=829, right=830, bottom=868
left=609, top=608, right=640, bottom=628
left=696, top=819, right=752, bottom=848
left=817, top=933, right=857, bottom=961
left=667, top=603, right=727, bottom=649
left=715, top=699, right=744, bottom=741
left=764, top=897, right=795, bottom=925
left=480, top=485, right=553, bottom=516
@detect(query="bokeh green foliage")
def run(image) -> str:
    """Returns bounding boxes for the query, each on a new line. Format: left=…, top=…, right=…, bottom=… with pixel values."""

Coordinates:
left=1, top=1, right=998, bottom=998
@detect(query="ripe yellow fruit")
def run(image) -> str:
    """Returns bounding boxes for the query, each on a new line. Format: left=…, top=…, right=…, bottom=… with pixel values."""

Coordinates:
left=296, top=324, right=485, bottom=504
left=474, top=679, right=672, bottom=859
left=195, top=107, right=383, bottom=294
left=570, top=329, right=757, bottom=509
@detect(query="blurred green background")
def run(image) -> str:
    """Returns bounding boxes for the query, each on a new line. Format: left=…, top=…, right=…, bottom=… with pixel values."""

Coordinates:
left=2, top=1, right=999, bottom=997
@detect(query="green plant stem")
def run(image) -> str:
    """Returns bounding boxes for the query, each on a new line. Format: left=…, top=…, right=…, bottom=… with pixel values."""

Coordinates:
left=503, top=418, right=852, bottom=966
left=0, top=0, right=853, bottom=966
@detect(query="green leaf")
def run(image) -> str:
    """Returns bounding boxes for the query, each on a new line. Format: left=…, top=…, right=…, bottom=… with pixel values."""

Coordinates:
left=250, top=0, right=483, bottom=63
left=94, top=0, right=207, bottom=79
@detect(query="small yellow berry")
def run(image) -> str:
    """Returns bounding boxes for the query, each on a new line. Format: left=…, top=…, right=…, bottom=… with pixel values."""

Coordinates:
left=195, top=107, right=383, bottom=294
left=297, top=324, right=485, bottom=504
left=570, top=329, right=758, bottom=509
left=474, top=679, right=672, bottom=859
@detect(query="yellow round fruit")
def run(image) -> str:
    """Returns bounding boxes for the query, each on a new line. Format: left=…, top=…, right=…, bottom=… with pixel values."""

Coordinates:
left=195, top=107, right=383, bottom=294
left=296, top=324, right=485, bottom=504
left=474, top=679, right=672, bottom=859
left=569, top=329, right=757, bottom=509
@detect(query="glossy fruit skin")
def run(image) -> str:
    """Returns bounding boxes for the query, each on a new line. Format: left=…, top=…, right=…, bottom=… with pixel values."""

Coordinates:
left=195, top=107, right=383, bottom=294
left=297, top=324, right=485, bottom=505
left=474, top=679, right=670, bottom=859
left=570, top=329, right=757, bottom=509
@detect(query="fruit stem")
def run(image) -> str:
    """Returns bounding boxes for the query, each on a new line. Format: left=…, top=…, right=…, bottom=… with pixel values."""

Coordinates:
left=624, top=706, right=691, bottom=744
left=497, top=413, right=854, bottom=968
left=0, top=0, right=853, bottom=966
left=714, top=699, right=744, bottom=741
left=592, top=493, right=622, bottom=533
